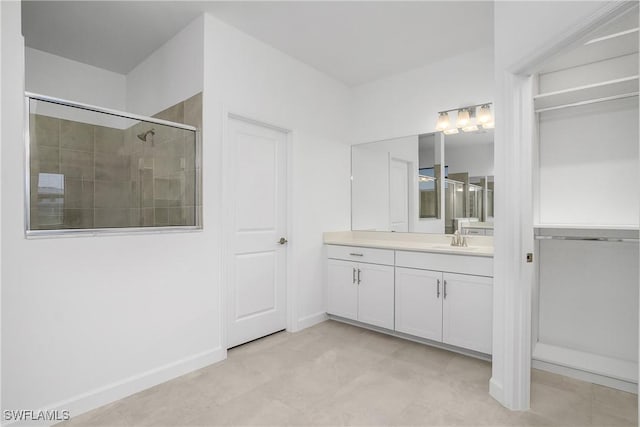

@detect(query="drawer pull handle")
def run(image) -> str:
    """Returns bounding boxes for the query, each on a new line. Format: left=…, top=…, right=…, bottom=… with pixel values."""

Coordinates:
left=349, top=253, right=364, bottom=257
left=443, top=280, right=447, bottom=299
left=437, top=279, right=440, bottom=298
left=357, top=268, right=361, bottom=284
left=352, top=267, right=356, bottom=284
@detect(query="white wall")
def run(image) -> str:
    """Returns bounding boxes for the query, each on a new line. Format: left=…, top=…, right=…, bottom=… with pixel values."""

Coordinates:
left=203, top=13, right=351, bottom=330
left=350, top=47, right=494, bottom=144
left=26, top=47, right=128, bottom=128
left=126, top=17, right=204, bottom=116
left=446, top=143, right=494, bottom=177
left=3, top=13, right=223, bottom=420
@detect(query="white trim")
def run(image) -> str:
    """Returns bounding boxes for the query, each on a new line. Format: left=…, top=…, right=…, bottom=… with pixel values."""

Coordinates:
left=5, top=347, right=225, bottom=427
left=533, top=342, right=638, bottom=384
left=532, top=360, right=638, bottom=395
left=297, top=311, right=328, bottom=331
left=221, top=111, right=295, bottom=347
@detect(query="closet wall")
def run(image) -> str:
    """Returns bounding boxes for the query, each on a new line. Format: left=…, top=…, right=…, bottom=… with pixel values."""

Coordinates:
left=532, top=6, right=639, bottom=392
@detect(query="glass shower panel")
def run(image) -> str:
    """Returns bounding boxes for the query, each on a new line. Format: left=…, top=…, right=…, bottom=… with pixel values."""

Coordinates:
left=468, top=184, right=483, bottom=219
left=28, top=97, right=198, bottom=232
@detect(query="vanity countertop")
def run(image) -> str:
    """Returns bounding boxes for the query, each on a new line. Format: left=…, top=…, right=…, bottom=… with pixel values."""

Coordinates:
left=324, top=231, right=493, bottom=257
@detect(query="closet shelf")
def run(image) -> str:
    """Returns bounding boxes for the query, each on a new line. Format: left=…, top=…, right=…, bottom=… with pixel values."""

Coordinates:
left=533, top=223, right=639, bottom=231
left=534, top=75, right=639, bottom=113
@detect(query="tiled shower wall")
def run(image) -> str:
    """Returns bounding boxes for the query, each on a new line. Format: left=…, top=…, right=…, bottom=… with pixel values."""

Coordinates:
left=29, top=92, right=202, bottom=230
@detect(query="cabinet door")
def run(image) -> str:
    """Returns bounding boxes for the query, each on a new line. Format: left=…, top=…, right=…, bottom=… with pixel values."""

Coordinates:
left=395, top=267, right=443, bottom=341
left=327, top=259, right=358, bottom=321
left=357, top=263, right=395, bottom=329
left=442, top=273, right=493, bottom=354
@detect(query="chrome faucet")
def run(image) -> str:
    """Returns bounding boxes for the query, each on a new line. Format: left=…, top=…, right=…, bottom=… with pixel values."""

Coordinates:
left=450, top=230, right=468, bottom=247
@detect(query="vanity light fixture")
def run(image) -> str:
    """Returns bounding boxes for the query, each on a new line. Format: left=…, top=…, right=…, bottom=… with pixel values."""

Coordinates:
left=456, top=108, right=471, bottom=127
left=436, top=112, right=450, bottom=131
left=477, top=104, right=492, bottom=124
left=435, top=102, right=493, bottom=134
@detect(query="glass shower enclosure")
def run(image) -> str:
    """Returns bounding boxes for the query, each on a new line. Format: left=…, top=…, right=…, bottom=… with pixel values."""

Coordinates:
left=26, top=93, right=200, bottom=235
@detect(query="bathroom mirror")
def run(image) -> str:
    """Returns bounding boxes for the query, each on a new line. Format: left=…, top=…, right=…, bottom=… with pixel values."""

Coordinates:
left=351, top=129, right=493, bottom=234
left=440, top=130, right=494, bottom=234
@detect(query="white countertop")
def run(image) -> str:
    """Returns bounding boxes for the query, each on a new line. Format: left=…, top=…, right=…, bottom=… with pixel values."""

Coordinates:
left=323, top=231, right=493, bottom=257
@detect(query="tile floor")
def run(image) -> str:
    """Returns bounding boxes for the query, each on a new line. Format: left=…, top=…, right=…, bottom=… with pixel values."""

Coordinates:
left=60, top=320, right=637, bottom=426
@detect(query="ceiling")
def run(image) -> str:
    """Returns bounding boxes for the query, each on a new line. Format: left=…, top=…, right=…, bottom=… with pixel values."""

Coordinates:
left=22, top=1, right=494, bottom=86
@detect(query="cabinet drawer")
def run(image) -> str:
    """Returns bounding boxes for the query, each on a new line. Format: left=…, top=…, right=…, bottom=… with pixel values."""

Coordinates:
left=396, top=250, right=492, bottom=277
left=326, top=245, right=394, bottom=266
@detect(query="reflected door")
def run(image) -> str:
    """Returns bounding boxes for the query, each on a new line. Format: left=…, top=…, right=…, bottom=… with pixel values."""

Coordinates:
left=227, top=117, right=288, bottom=348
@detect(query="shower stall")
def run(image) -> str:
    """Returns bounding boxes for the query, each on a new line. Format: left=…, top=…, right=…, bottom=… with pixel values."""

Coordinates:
left=26, top=93, right=201, bottom=234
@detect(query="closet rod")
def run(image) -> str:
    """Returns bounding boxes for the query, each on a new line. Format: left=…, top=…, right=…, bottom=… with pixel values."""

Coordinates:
left=535, top=235, right=639, bottom=243
left=535, top=92, right=639, bottom=113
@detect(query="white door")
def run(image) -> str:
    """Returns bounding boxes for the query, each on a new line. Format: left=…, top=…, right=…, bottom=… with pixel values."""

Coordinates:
left=227, top=116, right=288, bottom=348
left=327, top=259, right=358, bottom=321
left=357, top=263, right=395, bottom=329
left=395, top=267, right=443, bottom=341
left=390, top=159, right=409, bottom=232
left=442, top=272, right=493, bottom=354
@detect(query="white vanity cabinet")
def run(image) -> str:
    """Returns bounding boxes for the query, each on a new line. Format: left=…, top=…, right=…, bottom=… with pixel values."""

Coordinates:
left=326, top=245, right=395, bottom=329
left=394, top=250, right=493, bottom=354
left=326, top=242, right=494, bottom=355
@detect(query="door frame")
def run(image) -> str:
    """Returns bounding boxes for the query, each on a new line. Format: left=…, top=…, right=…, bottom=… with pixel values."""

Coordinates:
left=221, top=110, right=295, bottom=351
left=491, top=1, right=636, bottom=410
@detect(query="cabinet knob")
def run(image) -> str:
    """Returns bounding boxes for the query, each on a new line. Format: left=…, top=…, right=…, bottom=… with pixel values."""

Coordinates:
left=278, top=237, right=288, bottom=245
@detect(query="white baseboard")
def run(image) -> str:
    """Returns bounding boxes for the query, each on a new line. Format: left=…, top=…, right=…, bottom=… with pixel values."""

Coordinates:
left=5, top=347, right=226, bottom=427
left=296, top=311, right=328, bottom=331
left=532, top=342, right=638, bottom=385
left=532, top=359, right=638, bottom=394
left=489, top=377, right=504, bottom=405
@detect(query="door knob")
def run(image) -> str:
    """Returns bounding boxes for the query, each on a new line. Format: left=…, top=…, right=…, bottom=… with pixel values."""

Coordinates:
left=278, top=237, right=288, bottom=245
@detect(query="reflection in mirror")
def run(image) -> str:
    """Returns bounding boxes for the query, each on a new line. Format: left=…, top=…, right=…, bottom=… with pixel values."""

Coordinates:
left=418, top=133, right=440, bottom=219
left=444, top=129, right=494, bottom=235
left=351, top=129, right=493, bottom=234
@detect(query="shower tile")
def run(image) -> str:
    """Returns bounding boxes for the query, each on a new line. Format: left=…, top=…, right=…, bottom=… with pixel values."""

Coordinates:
left=95, top=152, right=131, bottom=181
left=33, top=146, right=60, bottom=174
left=184, top=133, right=198, bottom=171
left=154, top=178, right=170, bottom=207
left=128, top=209, right=142, bottom=227
left=154, top=155, right=183, bottom=176
left=154, top=207, right=169, bottom=225
left=32, top=114, right=60, bottom=148
left=168, top=207, right=185, bottom=226
left=60, top=149, right=93, bottom=179
left=183, top=93, right=202, bottom=128
left=154, top=102, right=184, bottom=124
left=64, top=178, right=94, bottom=209
left=62, top=209, right=93, bottom=229
left=60, top=120, right=94, bottom=152
left=94, top=180, right=132, bottom=209
left=141, top=170, right=154, bottom=208
left=94, top=126, right=125, bottom=154
left=154, top=128, right=185, bottom=158
left=184, top=170, right=196, bottom=206
left=94, top=208, right=130, bottom=228
left=141, top=208, right=154, bottom=226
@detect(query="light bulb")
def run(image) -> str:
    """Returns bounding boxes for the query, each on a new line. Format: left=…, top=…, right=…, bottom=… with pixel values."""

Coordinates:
left=462, top=125, right=478, bottom=133
left=456, top=108, right=470, bottom=127
left=477, top=104, right=492, bottom=124
left=443, top=128, right=459, bottom=135
left=483, top=121, right=495, bottom=129
left=436, top=112, right=450, bottom=131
